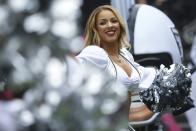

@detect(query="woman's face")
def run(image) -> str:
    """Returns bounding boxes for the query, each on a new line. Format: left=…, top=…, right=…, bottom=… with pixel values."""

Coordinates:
left=95, top=9, right=120, bottom=45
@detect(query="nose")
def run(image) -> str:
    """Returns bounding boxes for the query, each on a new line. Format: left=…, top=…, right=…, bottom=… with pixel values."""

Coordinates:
left=107, top=21, right=113, bottom=27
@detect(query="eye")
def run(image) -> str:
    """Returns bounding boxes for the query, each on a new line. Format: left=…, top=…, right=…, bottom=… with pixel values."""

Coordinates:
left=99, top=21, right=106, bottom=25
left=111, top=18, right=118, bottom=23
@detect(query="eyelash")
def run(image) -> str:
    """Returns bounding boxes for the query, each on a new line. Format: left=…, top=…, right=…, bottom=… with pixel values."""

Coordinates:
left=99, top=20, right=118, bottom=25
left=100, top=22, right=106, bottom=25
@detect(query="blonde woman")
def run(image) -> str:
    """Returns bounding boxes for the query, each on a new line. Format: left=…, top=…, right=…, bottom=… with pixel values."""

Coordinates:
left=77, top=5, right=155, bottom=122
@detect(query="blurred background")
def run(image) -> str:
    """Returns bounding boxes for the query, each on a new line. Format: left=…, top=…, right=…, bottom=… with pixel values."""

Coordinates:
left=0, top=0, right=196, bottom=131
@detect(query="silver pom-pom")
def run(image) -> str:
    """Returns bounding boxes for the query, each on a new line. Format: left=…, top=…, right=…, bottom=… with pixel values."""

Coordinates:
left=139, top=63, right=194, bottom=115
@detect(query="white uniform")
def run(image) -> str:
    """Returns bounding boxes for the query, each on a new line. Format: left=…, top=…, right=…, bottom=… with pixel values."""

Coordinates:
left=76, top=45, right=156, bottom=92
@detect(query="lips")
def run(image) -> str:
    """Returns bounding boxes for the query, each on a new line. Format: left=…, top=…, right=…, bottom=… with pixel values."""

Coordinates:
left=105, top=30, right=116, bottom=36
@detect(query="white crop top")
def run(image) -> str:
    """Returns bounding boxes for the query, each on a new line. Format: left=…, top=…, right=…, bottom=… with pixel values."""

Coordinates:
left=76, top=45, right=156, bottom=92
left=114, top=63, right=140, bottom=88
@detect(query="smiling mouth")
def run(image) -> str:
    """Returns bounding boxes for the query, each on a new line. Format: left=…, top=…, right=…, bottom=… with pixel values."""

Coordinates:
left=105, top=30, right=116, bottom=36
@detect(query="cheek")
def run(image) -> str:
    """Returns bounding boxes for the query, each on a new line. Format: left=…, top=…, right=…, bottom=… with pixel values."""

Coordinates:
left=116, top=28, right=121, bottom=38
left=97, top=27, right=105, bottom=37
left=97, top=26, right=104, bottom=32
left=115, top=24, right=120, bottom=35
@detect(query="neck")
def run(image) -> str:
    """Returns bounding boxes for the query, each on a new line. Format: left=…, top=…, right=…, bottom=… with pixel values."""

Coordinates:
left=101, top=42, right=120, bottom=56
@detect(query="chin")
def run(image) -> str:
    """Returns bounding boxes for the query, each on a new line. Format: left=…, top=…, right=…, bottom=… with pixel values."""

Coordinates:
left=105, top=38, right=118, bottom=43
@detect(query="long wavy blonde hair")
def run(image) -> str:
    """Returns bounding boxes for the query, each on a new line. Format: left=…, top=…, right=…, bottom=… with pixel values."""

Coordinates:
left=84, top=5, right=131, bottom=49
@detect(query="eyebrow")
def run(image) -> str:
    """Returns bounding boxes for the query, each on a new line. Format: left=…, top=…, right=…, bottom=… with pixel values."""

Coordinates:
left=98, top=17, right=117, bottom=21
